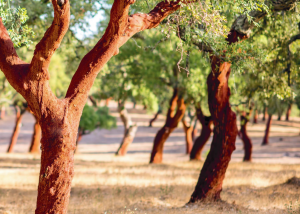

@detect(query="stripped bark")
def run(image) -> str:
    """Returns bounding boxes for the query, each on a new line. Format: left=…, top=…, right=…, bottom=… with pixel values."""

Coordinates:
left=182, top=117, right=194, bottom=154
left=0, top=106, right=5, bottom=119
left=286, top=104, right=292, bottom=121
left=0, top=0, right=188, bottom=212
left=190, top=0, right=297, bottom=202
left=239, top=112, right=253, bottom=161
left=29, top=119, right=42, bottom=153
left=190, top=105, right=212, bottom=161
left=7, top=106, right=26, bottom=153
left=262, top=114, right=273, bottom=145
left=116, top=104, right=138, bottom=156
left=150, top=88, right=186, bottom=163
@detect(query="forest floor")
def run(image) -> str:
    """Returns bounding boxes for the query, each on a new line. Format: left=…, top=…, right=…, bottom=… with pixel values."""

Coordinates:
left=0, top=102, right=300, bottom=213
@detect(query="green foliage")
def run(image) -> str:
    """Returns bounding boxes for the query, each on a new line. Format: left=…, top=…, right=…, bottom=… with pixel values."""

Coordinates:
left=0, top=0, right=34, bottom=47
left=79, top=105, right=116, bottom=134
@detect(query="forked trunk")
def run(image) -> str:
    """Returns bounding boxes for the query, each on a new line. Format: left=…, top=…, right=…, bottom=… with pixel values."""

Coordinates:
left=190, top=106, right=212, bottom=161
left=189, top=55, right=238, bottom=202
left=7, top=107, right=23, bottom=153
left=116, top=105, right=138, bottom=156
left=150, top=88, right=186, bottom=163
left=239, top=114, right=252, bottom=161
left=149, top=109, right=162, bottom=127
left=286, top=104, right=292, bottom=121
left=253, top=109, right=258, bottom=123
left=29, top=120, right=42, bottom=153
left=262, top=114, right=272, bottom=145
left=182, top=118, right=194, bottom=154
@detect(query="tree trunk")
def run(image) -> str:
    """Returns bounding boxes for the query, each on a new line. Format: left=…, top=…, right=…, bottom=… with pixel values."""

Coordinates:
left=76, top=130, right=83, bottom=147
left=7, top=107, right=23, bottom=153
left=189, top=55, right=238, bottom=202
left=253, top=109, right=258, bottom=123
left=277, top=114, right=282, bottom=121
left=29, top=121, right=42, bottom=153
left=182, top=118, right=194, bottom=154
left=0, top=106, right=5, bottom=119
left=262, top=106, right=267, bottom=121
left=192, top=119, right=198, bottom=141
left=190, top=106, right=212, bottom=161
left=286, top=104, right=292, bottom=121
left=239, top=114, right=252, bottom=161
left=149, top=109, right=162, bottom=127
left=150, top=88, right=186, bottom=163
left=116, top=105, right=138, bottom=156
left=262, top=114, right=272, bottom=145
left=35, top=117, right=78, bottom=214
left=105, top=97, right=112, bottom=106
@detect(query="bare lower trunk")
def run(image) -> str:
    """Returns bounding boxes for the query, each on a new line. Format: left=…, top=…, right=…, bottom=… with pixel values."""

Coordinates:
left=262, top=114, right=272, bottom=145
left=0, top=106, right=5, bottom=119
left=262, top=106, right=267, bottom=121
left=35, top=117, right=78, bottom=214
left=182, top=119, right=194, bottom=154
left=277, top=114, right=282, bottom=121
left=239, top=115, right=252, bottom=161
left=286, top=104, right=292, bottom=121
left=7, top=108, right=23, bottom=153
left=149, top=109, right=161, bottom=127
left=116, top=105, right=138, bottom=156
left=253, top=109, right=258, bottom=123
left=105, top=97, right=112, bottom=106
left=190, top=105, right=212, bottom=161
left=150, top=88, right=186, bottom=163
left=189, top=55, right=238, bottom=202
left=29, top=121, right=42, bottom=153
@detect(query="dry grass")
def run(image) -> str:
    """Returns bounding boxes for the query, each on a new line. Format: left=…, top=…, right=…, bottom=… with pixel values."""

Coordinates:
left=0, top=157, right=300, bottom=214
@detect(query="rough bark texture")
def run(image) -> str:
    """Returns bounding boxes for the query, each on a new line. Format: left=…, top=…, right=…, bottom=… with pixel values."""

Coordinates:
left=182, top=118, right=194, bottom=154
left=286, top=104, right=292, bottom=121
left=0, top=0, right=187, bottom=212
left=29, top=120, right=42, bottom=153
left=116, top=105, right=138, bottom=156
left=7, top=107, right=24, bottom=153
left=262, top=114, right=272, bottom=145
left=149, top=109, right=162, bottom=127
left=239, top=113, right=252, bottom=161
left=189, top=56, right=238, bottom=202
left=190, top=106, right=212, bottom=161
left=150, top=88, right=186, bottom=163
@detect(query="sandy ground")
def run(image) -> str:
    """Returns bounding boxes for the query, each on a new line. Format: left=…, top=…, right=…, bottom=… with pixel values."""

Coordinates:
left=0, top=102, right=300, bottom=213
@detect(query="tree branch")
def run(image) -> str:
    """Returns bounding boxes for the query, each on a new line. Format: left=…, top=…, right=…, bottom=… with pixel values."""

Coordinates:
left=65, top=0, right=188, bottom=110
left=29, top=0, right=70, bottom=80
left=0, top=19, right=29, bottom=95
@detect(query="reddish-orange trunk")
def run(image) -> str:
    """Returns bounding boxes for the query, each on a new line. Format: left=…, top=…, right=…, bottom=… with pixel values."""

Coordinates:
left=105, top=97, right=112, bottom=106
left=263, top=106, right=268, bottom=121
left=286, top=104, right=292, bottom=121
left=29, top=121, right=42, bottom=153
left=0, top=106, right=5, bottom=119
left=150, top=88, right=186, bottom=163
left=190, top=115, right=212, bottom=161
left=239, top=115, right=252, bottom=161
left=262, top=114, right=272, bottom=145
left=253, top=109, right=258, bottom=123
left=182, top=119, right=194, bottom=154
left=189, top=54, right=238, bottom=202
left=7, top=109, right=23, bottom=153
